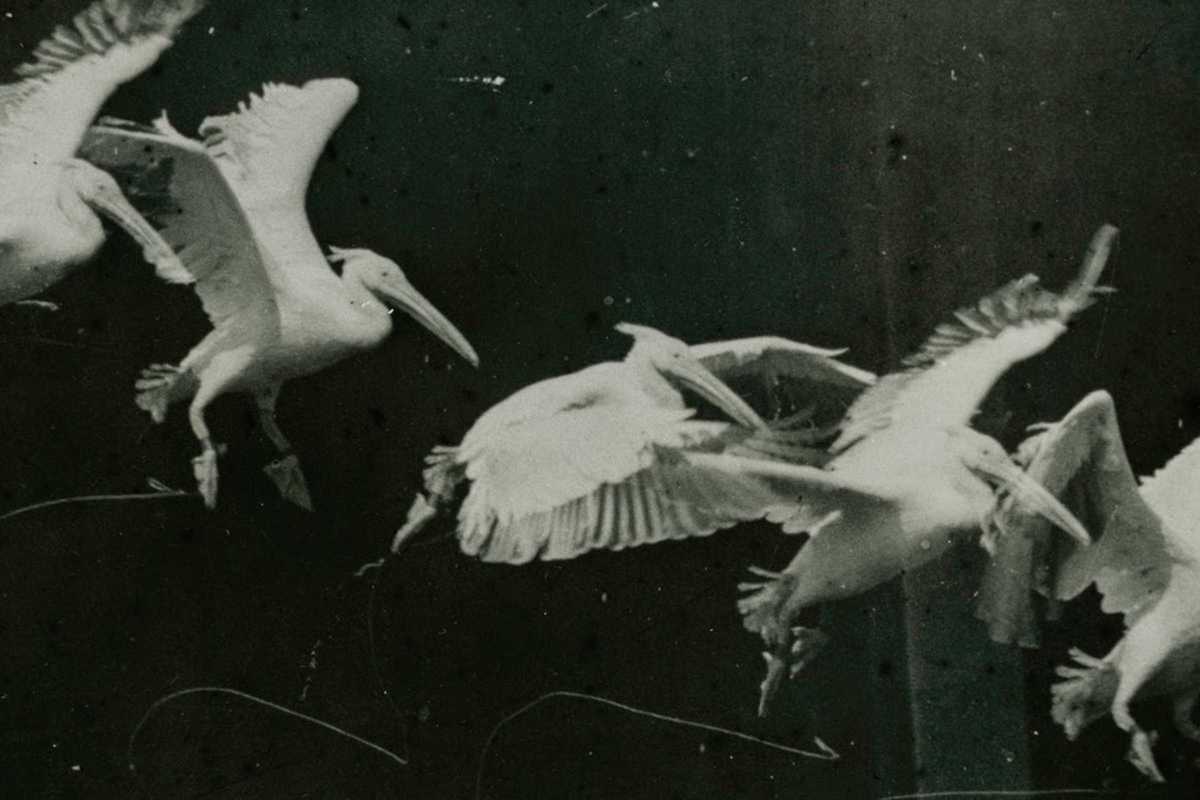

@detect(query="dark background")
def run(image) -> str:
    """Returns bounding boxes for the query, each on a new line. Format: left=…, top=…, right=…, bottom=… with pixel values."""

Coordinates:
left=2, top=0, right=1199, bottom=797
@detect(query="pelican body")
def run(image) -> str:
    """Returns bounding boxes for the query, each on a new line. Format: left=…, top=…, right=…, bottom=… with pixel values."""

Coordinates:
left=80, top=80, right=479, bottom=509
left=982, top=390, right=1200, bottom=782
left=0, top=0, right=199, bottom=305
left=393, top=323, right=875, bottom=564
left=693, top=224, right=1119, bottom=714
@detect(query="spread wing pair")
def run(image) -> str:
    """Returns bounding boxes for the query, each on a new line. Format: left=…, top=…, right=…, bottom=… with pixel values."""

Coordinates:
left=981, top=390, right=1200, bottom=782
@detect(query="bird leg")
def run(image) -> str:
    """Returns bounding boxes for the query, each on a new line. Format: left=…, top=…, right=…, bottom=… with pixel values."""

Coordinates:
left=756, top=625, right=829, bottom=717
left=66, top=159, right=188, bottom=283
left=391, top=493, right=439, bottom=553
left=256, top=388, right=313, bottom=511
left=188, top=396, right=220, bottom=510
left=135, top=363, right=191, bottom=423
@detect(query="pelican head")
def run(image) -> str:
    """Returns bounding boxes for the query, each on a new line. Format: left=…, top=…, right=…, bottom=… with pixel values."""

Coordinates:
left=330, top=247, right=479, bottom=366
left=616, top=322, right=766, bottom=430
left=950, top=427, right=1091, bottom=545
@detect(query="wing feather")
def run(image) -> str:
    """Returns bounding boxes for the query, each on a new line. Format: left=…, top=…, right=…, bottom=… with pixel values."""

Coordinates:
left=79, top=117, right=275, bottom=331
left=450, top=371, right=828, bottom=564
left=833, top=225, right=1117, bottom=453
left=980, top=391, right=1177, bottom=645
left=0, top=0, right=203, bottom=162
left=690, top=336, right=874, bottom=429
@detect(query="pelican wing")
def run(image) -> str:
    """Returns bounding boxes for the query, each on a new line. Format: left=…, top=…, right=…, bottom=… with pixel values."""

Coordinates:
left=981, top=392, right=1176, bottom=643
left=186, top=80, right=358, bottom=295
left=832, top=225, right=1117, bottom=453
left=1136, top=437, right=1200, bottom=564
left=80, top=117, right=275, bottom=328
left=0, top=0, right=203, bottom=162
left=690, top=336, right=875, bottom=430
left=449, top=365, right=825, bottom=564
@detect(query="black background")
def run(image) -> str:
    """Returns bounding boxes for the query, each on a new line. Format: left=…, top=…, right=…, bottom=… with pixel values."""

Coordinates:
left=2, top=1, right=1199, bottom=797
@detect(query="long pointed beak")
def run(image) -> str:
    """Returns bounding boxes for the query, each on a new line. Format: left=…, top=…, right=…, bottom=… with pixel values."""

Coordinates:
left=374, top=277, right=480, bottom=367
left=979, top=459, right=1091, bottom=545
left=664, top=357, right=767, bottom=430
left=88, top=181, right=187, bottom=281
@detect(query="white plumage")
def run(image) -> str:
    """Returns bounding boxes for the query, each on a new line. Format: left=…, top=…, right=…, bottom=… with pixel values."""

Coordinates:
left=79, top=79, right=479, bottom=510
left=703, top=224, right=1118, bottom=714
left=392, top=324, right=874, bottom=564
left=0, top=0, right=201, bottom=304
left=982, top=389, right=1200, bottom=782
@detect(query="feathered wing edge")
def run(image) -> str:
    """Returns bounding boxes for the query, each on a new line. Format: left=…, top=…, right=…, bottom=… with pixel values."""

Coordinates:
left=11, top=0, right=204, bottom=81
left=831, top=224, right=1118, bottom=453
left=390, top=420, right=828, bottom=562
left=977, top=390, right=1173, bottom=646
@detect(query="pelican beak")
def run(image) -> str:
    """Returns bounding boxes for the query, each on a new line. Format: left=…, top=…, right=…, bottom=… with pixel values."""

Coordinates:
left=663, top=357, right=767, bottom=430
left=977, top=458, right=1091, bottom=546
left=373, top=275, right=480, bottom=367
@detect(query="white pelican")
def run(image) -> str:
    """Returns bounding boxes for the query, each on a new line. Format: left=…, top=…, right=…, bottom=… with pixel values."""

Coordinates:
left=980, top=390, right=1200, bottom=782
left=0, top=0, right=200, bottom=305
left=79, top=80, right=480, bottom=510
left=684, top=224, right=1118, bottom=715
left=390, top=323, right=876, bottom=562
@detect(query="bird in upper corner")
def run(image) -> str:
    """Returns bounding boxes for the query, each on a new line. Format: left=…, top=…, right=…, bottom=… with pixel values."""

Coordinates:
left=79, top=79, right=479, bottom=510
left=0, top=0, right=202, bottom=305
left=981, top=389, right=1200, bottom=782
left=683, top=224, right=1117, bottom=715
left=390, top=323, right=876, bottom=563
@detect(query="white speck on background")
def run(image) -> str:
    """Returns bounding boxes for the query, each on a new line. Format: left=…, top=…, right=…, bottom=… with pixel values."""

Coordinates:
left=447, top=75, right=507, bottom=91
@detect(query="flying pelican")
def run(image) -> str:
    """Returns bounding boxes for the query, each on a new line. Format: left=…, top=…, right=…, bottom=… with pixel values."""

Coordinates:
left=681, top=224, right=1118, bottom=715
left=980, top=390, right=1200, bottom=782
left=390, top=323, right=876, bottom=563
left=78, top=80, right=480, bottom=510
left=0, top=0, right=200, bottom=305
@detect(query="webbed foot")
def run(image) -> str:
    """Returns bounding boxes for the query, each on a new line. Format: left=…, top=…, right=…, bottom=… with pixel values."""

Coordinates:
left=193, top=446, right=219, bottom=509
left=264, top=453, right=313, bottom=511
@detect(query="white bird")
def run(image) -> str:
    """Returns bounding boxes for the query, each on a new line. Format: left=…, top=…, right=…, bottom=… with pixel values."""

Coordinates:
left=980, top=390, right=1200, bottom=782
left=78, top=79, right=480, bottom=510
left=684, top=224, right=1118, bottom=715
left=391, top=323, right=875, bottom=563
left=0, top=0, right=201, bottom=305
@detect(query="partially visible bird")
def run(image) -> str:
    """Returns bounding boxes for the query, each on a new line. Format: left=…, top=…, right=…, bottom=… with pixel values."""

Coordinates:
left=0, top=0, right=200, bottom=305
left=684, top=224, right=1118, bottom=715
left=981, top=389, right=1200, bottom=782
left=79, top=80, right=479, bottom=510
left=391, top=323, right=875, bottom=564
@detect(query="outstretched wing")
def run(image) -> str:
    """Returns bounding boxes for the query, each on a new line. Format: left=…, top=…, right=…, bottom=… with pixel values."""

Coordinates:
left=980, top=391, right=1175, bottom=645
left=447, top=363, right=826, bottom=565
left=194, top=79, right=358, bottom=293
left=80, top=116, right=275, bottom=330
left=832, top=225, right=1118, bottom=453
left=690, top=336, right=875, bottom=432
left=0, top=0, right=203, bottom=163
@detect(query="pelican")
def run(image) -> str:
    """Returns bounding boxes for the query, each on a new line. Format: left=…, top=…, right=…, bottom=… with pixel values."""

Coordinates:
left=390, top=323, right=876, bottom=563
left=681, top=224, right=1118, bottom=715
left=980, top=390, right=1200, bottom=782
left=78, top=80, right=479, bottom=510
left=0, top=0, right=200, bottom=305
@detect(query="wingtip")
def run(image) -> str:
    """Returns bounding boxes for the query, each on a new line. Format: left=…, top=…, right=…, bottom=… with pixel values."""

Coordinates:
left=1063, top=223, right=1119, bottom=312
